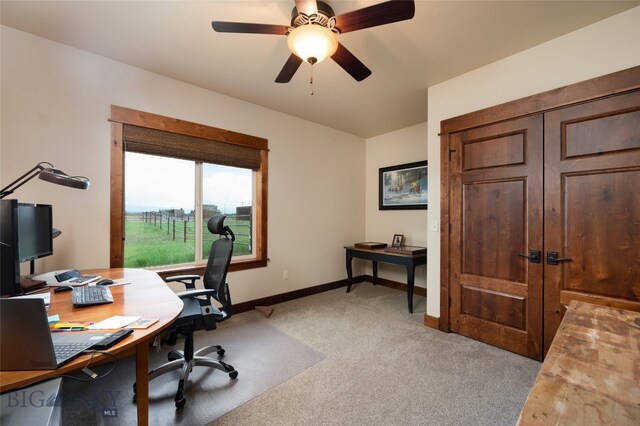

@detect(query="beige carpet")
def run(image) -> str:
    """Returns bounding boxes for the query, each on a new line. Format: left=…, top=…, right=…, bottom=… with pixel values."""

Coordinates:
left=60, top=283, right=541, bottom=425
left=212, top=284, right=541, bottom=425
left=60, top=312, right=325, bottom=425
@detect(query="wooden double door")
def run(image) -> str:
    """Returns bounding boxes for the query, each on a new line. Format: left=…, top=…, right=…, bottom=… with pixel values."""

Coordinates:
left=444, top=81, right=640, bottom=360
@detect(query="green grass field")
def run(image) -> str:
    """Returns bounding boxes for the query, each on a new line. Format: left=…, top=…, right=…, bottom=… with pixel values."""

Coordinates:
left=124, top=216, right=251, bottom=268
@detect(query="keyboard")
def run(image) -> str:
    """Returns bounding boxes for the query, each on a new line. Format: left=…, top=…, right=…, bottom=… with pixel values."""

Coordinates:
left=72, top=286, right=114, bottom=307
left=53, top=342, right=93, bottom=365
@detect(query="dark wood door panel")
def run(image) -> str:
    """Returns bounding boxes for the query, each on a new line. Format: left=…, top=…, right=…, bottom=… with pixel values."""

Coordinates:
left=560, top=90, right=640, bottom=159
left=462, top=179, right=526, bottom=283
left=563, top=170, right=640, bottom=298
left=463, top=132, right=526, bottom=171
left=544, top=90, right=640, bottom=355
left=450, top=115, right=543, bottom=360
left=458, top=315, right=529, bottom=358
left=461, top=285, right=526, bottom=330
left=564, top=109, right=640, bottom=158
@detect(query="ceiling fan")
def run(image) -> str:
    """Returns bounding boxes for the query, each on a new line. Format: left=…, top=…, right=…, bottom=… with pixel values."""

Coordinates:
left=211, top=0, right=415, bottom=83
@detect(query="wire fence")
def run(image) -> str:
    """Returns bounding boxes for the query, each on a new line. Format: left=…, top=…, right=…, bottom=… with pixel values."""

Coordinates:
left=125, top=210, right=252, bottom=255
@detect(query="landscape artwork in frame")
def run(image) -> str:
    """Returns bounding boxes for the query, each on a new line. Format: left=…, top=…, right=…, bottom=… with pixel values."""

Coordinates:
left=379, top=161, right=428, bottom=210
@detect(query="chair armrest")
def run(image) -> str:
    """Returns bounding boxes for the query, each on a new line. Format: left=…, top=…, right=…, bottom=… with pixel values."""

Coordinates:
left=165, top=274, right=200, bottom=290
left=175, top=289, right=216, bottom=299
left=176, top=289, right=224, bottom=318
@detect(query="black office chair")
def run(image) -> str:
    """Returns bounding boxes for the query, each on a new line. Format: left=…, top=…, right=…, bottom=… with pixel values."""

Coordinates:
left=137, top=215, right=238, bottom=409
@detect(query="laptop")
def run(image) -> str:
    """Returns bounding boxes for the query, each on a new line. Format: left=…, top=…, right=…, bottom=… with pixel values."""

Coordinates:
left=54, top=269, right=101, bottom=285
left=0, top=299, right=110, bottom=370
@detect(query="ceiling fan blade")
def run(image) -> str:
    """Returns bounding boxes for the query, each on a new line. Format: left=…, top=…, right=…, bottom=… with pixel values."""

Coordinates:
left=331, top=43, right=372, bottom=82
left=294, top=0, right=318, bottom=16
left=334, top=0, right=415, bottom=34
left=275, top=54, right=304, bottom=83
left=211, top=21, right=289, bottom=35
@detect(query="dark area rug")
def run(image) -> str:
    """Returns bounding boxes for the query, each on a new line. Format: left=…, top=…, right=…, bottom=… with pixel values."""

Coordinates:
left=60, top=311, right=325, bottom=425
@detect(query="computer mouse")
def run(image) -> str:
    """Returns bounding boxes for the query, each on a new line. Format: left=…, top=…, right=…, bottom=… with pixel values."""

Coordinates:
left=96, top=279, right=114, bottom=286
left=54, top=285, right=74, bottom=293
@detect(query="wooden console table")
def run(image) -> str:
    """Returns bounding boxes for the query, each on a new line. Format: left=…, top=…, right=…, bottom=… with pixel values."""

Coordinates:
left=344, top=245, right=427, bottom=313
left=517, top=300, right=640, bottom=425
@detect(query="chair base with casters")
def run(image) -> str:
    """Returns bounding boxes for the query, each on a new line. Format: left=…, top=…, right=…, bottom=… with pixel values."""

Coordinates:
left=133, top=215, right=239, bottom=410
left=135, top=328, right=238, bottom=409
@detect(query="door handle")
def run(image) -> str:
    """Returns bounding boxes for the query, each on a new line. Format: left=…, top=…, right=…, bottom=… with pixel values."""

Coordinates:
left=518, top=250, right=541, bottom=264
left=547, top=251, right=573, bottom=266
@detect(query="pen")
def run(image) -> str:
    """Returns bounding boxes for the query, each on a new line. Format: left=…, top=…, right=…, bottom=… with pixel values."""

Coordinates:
left=52, top=328, right=86, bottom=332
left=54, top=322, right=93, bottom=329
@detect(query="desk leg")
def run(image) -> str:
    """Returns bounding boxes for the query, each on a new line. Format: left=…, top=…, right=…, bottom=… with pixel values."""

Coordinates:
left=372, top=261, right=378, bottom=285
left=346, top=252, right=353, bottom=293
left=135, top=341, right=150, bottom=426
left=406, top=265, right=415, bottom=314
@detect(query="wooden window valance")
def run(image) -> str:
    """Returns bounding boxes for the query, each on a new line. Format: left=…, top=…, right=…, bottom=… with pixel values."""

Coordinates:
left=123, top=124, right=262, bottom=170
left=110, top=105, right=268, bottom=171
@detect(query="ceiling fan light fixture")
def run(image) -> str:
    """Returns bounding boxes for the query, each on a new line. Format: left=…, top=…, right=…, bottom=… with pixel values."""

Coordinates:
left=287, top=24, right=338, bottom=64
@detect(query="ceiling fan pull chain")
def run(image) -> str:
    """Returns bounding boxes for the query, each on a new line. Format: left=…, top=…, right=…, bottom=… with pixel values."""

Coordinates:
left=310, top=64, right=314, bottom=96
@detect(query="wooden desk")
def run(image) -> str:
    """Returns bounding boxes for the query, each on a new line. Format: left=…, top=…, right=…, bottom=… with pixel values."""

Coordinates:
left=344, top=246, right=427, bottom=313
left=517, top=301, right=640, bottom=425
left=0, top=268, right=183, bottom=426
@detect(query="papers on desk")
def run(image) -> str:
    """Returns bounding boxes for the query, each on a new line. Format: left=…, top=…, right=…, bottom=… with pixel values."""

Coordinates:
left=87, top=315, right=141, bottom=330
left=127, top=318, right=159, bottom=329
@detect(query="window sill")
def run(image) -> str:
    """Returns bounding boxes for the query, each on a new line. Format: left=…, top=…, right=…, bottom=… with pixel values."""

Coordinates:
left=147, top=258, right=267, bottom=281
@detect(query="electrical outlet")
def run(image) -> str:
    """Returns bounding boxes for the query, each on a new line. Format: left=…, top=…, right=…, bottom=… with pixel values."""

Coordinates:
left=282, top=270, right=289, bottom=280
left=430, top=220, right=439, bottom=232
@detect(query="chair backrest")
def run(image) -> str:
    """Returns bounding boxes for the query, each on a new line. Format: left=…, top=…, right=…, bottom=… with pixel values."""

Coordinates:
left=202, top=215, right=235, bottom=316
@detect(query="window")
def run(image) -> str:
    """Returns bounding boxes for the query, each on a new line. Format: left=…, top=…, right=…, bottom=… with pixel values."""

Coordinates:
left=110, top=106, right=268, bottom=274
left=124, top=153, right=254, bottom=267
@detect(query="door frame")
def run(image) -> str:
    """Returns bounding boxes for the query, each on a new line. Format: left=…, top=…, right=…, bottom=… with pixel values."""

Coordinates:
left=430, top=66, right=640, bottom=333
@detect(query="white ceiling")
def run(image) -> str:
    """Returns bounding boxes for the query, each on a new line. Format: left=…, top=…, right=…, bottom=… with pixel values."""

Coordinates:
left=1, top=1, right=637, bottom=138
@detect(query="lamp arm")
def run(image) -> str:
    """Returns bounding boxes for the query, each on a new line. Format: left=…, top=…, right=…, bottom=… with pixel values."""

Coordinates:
left=0, top=163, right=48, bottom=199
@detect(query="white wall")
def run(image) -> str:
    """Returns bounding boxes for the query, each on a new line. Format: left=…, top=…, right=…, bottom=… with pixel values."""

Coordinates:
left=426, top=7, right=640, bottom=317
left=365, top=122, right=428, bottom=288
left=0, top=26, right=366, bottom=303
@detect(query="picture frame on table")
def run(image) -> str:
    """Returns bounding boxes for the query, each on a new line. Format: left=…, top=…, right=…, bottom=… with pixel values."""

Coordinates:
left=379, top=161, right=428, bottom=210
left=392, top=234, right=404, bottom=248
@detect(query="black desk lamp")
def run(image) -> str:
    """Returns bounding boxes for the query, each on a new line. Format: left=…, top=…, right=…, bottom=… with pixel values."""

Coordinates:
left=1, top=162, right=89, bottom=281
left=0, top=161, right=90, bottom=199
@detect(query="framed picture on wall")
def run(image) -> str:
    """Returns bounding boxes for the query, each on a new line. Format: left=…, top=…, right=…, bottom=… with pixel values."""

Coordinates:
left=379, top=161, right=428, bottom=210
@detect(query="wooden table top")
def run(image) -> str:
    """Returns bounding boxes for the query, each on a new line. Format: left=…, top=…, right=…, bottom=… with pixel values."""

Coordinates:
left=345, top=245, right=427, bottom=258
left=517, top=300, right=640, bottom=425
left=0, top=268, right=183, bottom=392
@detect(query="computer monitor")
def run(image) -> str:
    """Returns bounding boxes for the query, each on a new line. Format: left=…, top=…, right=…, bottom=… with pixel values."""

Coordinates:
left=17, top=202, right=53, bottom=262
left=0, top=200, right=53, bottom=296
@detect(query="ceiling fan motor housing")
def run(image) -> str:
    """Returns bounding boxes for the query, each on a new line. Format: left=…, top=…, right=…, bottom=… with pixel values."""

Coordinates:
left=291, top=1, right=338, bottom=32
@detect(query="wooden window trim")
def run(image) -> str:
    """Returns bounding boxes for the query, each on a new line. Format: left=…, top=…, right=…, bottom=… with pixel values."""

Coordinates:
left=109, top=105, right=268, bottom=272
